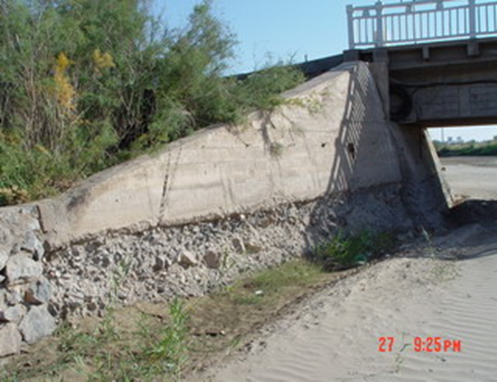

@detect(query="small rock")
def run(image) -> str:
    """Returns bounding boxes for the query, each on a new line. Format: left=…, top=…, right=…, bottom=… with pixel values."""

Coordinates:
left=100, top=256, right=111, bottom=268
left=147, top=232, right=162, bottom=244
left=25, top=277, right=52, bottom=305
left=48, top=303, right=60, bottom=316
left=19, top=305, right=57, bottom=344
left=232, top=238, right=246, bottom=254
left=204, top=250, right=222, bottom=269
left=117, top=291, right=127, bottom=300
left=179, top=251, right=197, bottom=268
left=244, top=241, right=263, bottom=254
left=66, top=289, right=85, bottom=307
left=0, top=275, right=5, bottom=284
left=0, top=323, right=22, bottom=357
left=153, top=256, right=170, bottom=272
left=6, top=254, right=43, bottom=282
left=0, top=304, right=27, bottom=324
left=259, top=216, right=275, bottom=228
left=288, top=216, right=298, bottom=224
left=87, top=301, right=98, bottom=312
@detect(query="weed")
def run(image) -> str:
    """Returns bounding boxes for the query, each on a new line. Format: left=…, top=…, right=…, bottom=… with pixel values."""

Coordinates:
left=95, top=254, right=133, bottom=345
left=420, top=226, right=437, bottom=258
left=394, top=334, right=411, bottom=373
left=146, top=298, right=190, bottom=378
left=314, top=230, right=395, bottom=270
left=419, top=227, right=458, bottom=281
left=220, top=247, right=240, bottom=277
left=231, top=294, right=264, bottom=306
left=288, top=94, right=324, bottom=115
left=222, top=260, right=325, bottom=307
left=110, top=255, right=132, bottom=303
left=230, top=336, right=242, bottom=350
left=57, top=326, right=98, bottom=358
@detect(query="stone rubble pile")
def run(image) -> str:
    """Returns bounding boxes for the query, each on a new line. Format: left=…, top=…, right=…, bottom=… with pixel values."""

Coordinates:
left=0, top=206, right=56, bottom=357
left=47, top=203, right=312, bottom=319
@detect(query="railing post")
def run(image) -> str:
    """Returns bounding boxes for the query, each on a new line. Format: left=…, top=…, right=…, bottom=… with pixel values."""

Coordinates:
left=375, top=1, right=384, bottom=47
left=469, top=0, right=477, bottom=39
left=347, top=5, right=356, bottom=49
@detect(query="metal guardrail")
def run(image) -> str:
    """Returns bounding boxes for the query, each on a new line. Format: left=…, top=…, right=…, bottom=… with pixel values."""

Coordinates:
left=347, top=0, right=497, bottom=49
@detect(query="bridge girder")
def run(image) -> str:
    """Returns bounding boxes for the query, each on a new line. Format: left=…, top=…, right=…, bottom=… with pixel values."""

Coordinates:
left=349, top=37, right=497, bottom=127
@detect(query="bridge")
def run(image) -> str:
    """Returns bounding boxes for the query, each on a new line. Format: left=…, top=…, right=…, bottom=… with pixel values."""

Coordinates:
left=301, top=0, right=497, bottom=127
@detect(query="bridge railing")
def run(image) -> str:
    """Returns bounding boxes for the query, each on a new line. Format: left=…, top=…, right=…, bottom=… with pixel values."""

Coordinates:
left=347, top=0, right=497, bottom=49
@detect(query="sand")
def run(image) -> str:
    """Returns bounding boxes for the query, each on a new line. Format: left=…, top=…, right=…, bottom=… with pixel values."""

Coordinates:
left=206, top=227, right=497, bottom=382
left=441, top=156, right=497, bottom=200
left=203, top=158, right=497, bottom=382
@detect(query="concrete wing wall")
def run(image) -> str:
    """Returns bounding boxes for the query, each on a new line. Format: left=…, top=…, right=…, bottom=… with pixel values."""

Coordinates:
left=36, top=62, right=402, bottom=248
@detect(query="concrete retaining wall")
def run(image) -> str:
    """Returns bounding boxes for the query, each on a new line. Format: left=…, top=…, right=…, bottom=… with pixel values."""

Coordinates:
left=0, top=62, right=448, bottom=357
left=39, top=62, right=403, bottom=247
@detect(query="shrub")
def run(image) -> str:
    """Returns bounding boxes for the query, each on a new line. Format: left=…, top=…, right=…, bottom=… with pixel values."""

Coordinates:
left=0, top=0, right=304, bottom=206
left=436, top=140, right=497, bottom=157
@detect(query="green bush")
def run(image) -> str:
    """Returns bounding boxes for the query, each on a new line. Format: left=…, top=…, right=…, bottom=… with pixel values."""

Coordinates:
left=314, top=230, right=396, bottom=270
left=0, top=0, right=304, bottom=206
left=435, top=140, right=497, bottom=157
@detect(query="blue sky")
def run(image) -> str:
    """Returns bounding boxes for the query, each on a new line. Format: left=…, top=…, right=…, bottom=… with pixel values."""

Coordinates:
left=155, top=0, right=497, bottom=142
left=156, top=0, right=369, bottom=73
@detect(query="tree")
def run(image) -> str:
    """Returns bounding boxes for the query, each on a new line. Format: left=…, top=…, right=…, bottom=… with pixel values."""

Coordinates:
left=0, top=0, right=303, bottom=206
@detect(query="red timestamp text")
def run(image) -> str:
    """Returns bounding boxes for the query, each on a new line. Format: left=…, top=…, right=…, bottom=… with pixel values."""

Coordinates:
left=378, top=337, right=462, bottom=353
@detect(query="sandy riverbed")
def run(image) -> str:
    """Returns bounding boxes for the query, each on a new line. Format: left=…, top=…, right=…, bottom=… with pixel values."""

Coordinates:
left=202, top=157, right=497, bottom=382
left=441, top=156, right=497, bottom=200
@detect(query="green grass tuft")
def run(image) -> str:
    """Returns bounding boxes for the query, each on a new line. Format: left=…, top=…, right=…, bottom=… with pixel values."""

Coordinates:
left=145, top=298, right=190, bottom=377
left=314, top=230, right=396, bottom=270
